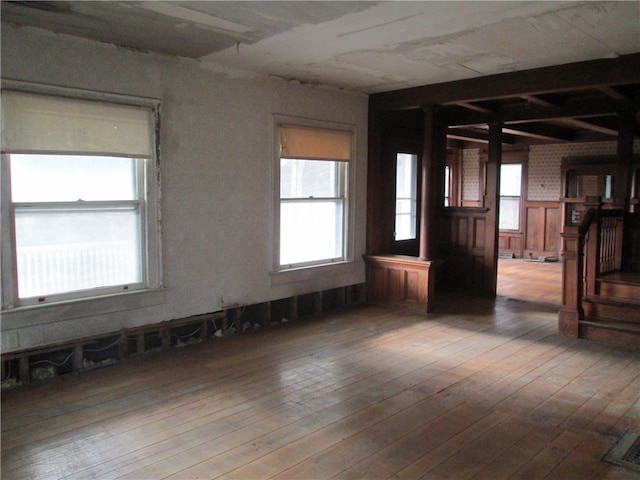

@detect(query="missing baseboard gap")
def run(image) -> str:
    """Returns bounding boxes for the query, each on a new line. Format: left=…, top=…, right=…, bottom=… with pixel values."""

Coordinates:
left=2, top=283, right=366, bottom=388
left=604, top=431, right=640, bottom=472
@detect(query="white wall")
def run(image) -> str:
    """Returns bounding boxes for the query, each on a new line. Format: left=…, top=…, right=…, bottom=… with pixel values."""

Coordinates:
left=1, top=25, right=369, bottom=351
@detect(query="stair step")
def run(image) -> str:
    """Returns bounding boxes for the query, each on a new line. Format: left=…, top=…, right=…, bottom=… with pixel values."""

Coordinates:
left=579, top=320, right=640, bottom=348
left=597, top=272, right=640, bottom=301
left=583, top=295, right=640, bottom=323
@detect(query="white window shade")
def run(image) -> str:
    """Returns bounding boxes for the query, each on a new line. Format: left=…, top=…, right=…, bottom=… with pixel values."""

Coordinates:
left=280, top=125, right=351, bottom=161
left=1, top=90, right=153, bottom=157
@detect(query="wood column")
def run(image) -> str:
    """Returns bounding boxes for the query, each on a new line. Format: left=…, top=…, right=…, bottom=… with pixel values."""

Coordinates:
left=615, top=108, right=635, bottom=209
left=419, top=106, right=446, bottom=260
left=482, top=122, right=502, bottom=296
left=366, top=108, right=385, bottom=255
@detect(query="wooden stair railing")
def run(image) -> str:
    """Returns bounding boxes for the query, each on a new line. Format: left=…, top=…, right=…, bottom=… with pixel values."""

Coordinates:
left=559, top=200, right=626, bottom=337
left=584, top=209, right=625, bottom=297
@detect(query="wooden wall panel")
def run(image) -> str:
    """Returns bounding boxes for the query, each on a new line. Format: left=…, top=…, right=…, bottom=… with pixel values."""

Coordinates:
left=387, top=269, right=404, bottom=300
left=364, top=255, right=436, bottom=313
left=438, top=207, right=490, bottom=295
left=473, top=217, right=485, bottom=250
left=525, top=201, right=560, bottom=258
left=499, top=232, right=523, bottom=257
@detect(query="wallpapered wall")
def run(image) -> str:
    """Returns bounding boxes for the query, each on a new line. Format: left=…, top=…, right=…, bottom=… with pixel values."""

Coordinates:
left=462, top=140, right=640, bottom=202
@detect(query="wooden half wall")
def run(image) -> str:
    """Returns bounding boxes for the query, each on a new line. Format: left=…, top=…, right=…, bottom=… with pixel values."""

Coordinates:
left=437, top=207, right=491, bottom=295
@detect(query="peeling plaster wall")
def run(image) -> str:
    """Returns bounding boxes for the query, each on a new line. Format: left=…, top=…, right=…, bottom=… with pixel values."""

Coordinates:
left=1, top=25, right=368, bottom=352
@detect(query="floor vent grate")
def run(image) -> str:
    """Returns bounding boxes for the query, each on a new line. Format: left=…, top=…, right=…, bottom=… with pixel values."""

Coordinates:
left=604, top=432, right=640, bottom=472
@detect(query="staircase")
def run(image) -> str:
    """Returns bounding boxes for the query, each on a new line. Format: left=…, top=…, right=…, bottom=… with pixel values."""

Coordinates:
left=581, top=271, right=640, bottom=347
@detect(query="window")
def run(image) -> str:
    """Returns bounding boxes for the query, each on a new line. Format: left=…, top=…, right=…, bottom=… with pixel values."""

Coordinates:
left=395, top=153, right=418, bottom=240
left=276, top=122, right=353, bottom=270
left=444, top=164, right=450, bottom=207
left=1, top=89, right=161, bottom=308
left=499, top=163, right=522, bottom=231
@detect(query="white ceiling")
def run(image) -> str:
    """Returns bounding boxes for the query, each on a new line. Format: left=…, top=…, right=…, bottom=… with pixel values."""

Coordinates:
left=2, top=1, right=639, bottom=93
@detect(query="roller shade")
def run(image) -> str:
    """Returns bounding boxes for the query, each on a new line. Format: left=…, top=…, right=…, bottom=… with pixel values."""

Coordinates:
left=1, top=90, right=153, bottom=157
left=280, top=125, right=351, bottom=161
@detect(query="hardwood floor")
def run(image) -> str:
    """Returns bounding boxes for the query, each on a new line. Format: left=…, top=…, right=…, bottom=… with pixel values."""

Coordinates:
left=497, top=258, right=563, bottom=306
left=2, top=295, right=639, bottom=479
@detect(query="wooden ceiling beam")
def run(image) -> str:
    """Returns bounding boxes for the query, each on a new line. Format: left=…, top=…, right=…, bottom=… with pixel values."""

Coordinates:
left=444, top=96, right=634, bottom=128
left=598, top=86, right=628, bottom=101
left=370, top=53, right=640, bottom=111
left=501, top=124, right=575, bottom=142
left=446, top=128, right=517, bottom=145
left=522, top=95, right=620, bottom=137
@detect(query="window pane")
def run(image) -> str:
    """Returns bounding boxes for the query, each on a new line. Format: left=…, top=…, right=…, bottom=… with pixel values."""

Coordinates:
left=14, top=206, right=141, bottom=298
left=10, top=154, right=137, bottom=202
left=280, top=159, right=339, bottom=198
left=280, top=200, right=343, bottom=265
left=500, top=164, right=522, bottom=196
left=395, top=199, right=413, bottom=215
left=444, top=165, right=450, bottom=206
left=395, top=153, right=417, bottom=241
left=499, top=197, right=520, bottom=230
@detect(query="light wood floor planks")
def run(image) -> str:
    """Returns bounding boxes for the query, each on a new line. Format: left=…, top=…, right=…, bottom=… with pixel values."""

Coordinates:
left=497, top=258, right=562, bottom=306
left=2, top=294, right=639, bottom=479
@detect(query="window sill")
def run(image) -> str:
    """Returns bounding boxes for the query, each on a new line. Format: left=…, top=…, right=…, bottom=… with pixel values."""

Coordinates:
left=270, top=261, right=355, bottom=285
left=1, top=288, right=167, bottom=329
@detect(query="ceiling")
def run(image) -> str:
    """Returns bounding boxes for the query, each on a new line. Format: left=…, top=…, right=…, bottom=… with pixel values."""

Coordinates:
left=2, top=1, right=640, bottom=146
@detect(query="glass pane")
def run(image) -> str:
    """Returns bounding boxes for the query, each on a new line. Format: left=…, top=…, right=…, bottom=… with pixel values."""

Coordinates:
left=14, top=206, right=142, bottom=298
left=500, top=164, right=522, bottom=196
left=280, top=200, right=343, bottom=265
left=395, top=199, right=412, bottom=215
left=395, top=213, right=415, bottom=241
left=280, top=159, right=340, bottom=198
left=444, top=165, right=450, bottom=202
left=499, top=197, right=520, bottom=230
left=10, top=154, right=137, bottom=202
left=395, top=153, right=417, bottom=240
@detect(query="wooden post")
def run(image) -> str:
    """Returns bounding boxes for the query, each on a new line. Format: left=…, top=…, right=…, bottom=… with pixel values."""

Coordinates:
left=615, top=108, right=635, bottom=209
left=418, top=106, right=446, bottom=260
left=19, top=356, right=30, bottom=384
left=366, top=108, right=386, bottom=255
left=482, top=122, right=502, bottom=296
left=559, top=227, right=583, bottom=337
left=289, top=295, right=298, bottom=321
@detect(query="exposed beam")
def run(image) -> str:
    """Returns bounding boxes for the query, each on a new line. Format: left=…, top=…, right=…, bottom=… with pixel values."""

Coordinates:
left=446, top=128, right=517, bottom=145
left=522, top=95, right=619, bottom=137
left=501, top=124, right=574, bottom=142
left=444, top=97, right=634, bottom=129
left=456, top=102, right=493, bottom=114
left=598, top=86, right=628, bottom=101
left=370, top=53, right=640, bottom=111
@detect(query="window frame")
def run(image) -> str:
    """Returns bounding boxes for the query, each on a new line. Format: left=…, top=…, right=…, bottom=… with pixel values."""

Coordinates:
left=1, top=82, right=163, bottom=310
left=272, top=115, right=356, bottom=281
left=498, top=162, right=525, bottom=232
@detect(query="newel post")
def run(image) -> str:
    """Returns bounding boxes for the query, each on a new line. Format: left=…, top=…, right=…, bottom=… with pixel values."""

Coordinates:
left=559, top=226, right=583, bottom=337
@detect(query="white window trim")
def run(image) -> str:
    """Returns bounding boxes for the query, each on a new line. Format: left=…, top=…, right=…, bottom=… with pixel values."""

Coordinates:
left=271, top=115, right=356, bottom=284
left=1, top=81, right=163, bottom=313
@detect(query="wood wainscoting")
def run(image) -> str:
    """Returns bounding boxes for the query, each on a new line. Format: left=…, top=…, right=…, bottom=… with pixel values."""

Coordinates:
left=364, top=255, right=436, bottom=313
left=524, top=200, right=560, bottom=258
left=498, top=201, right=560, bottom=260
left=438, top=207, right=492, bottom=295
